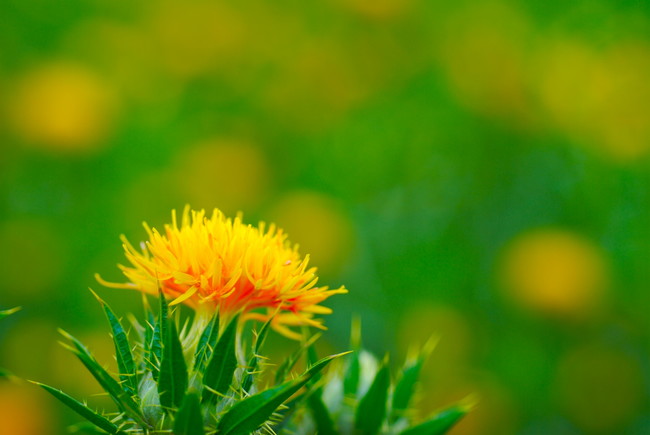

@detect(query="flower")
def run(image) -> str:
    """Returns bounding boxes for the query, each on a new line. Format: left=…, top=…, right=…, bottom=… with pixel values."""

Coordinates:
left=96, top=206, right=347, bottom=338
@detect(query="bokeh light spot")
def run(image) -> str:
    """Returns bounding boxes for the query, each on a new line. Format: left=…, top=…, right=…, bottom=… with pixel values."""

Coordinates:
left=266, top=191, right=355, bottom=276
left=8, top=63, right=117, bottom=152
left=536, top=40, right=650, bottom=162
left=0, top=383, right=54, bottom=435
left=175, top=140, right=271, bottom=215
left=499, top=229, right=608, bottom=318
left=554, top=344, right=644, bottom=432
left=148, top=0, right=244, bottom=78
left=437, top=2, right=531, bottom=126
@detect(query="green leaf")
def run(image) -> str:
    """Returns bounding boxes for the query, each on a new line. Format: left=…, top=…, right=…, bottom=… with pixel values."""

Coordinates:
left=143, top=310, right=156, bottom=373
left=391, top=358, right=423, bottom=421
left=173, top=391, right=205, bottom=435
left=242, top=316, right=273, bottom=393
left=344, top=318, right=362, bottom=398
left=254, top=316, right=273, bottom=356
left=306, top=352, right=350, bottom=378
left=193, top=311, right=219, bottom=374
left=60, top=330, right=149, bottom=428
left=151, top=289, right=169, bottom=381
left=158, top=318, right=188, bottom=410
left=202, top=314, right=239, bottom=402
left=274, top=333, right=320, bottom=384
left=218, top=378, right=303, bottom=435
left=304, top=338, right=337, bottom=434
left=305, top=334, right=320, bottom=381
left=400, top=406, right=468, bottom=435
left=343, top=352, right=360, bottom=397
left=308, top=393, right=337, bottom=435
left=92, top=291, right=137, bottom=396
left=355, top=359, right=391, bottom=435
left=34, top=382, right=125, bottom=434
left=0, top=306, right=20, bottom=320
left=69, top=421, right=115, bottom=434
left=218, top=352, right=346, bottom=435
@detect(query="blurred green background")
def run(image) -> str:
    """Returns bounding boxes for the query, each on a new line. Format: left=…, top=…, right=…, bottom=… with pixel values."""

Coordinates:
left=1, top=0, right=649, bottom=433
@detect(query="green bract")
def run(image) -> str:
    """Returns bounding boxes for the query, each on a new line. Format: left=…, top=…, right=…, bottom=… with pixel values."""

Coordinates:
left=286, top=327, right=472, bottom=435
left=35, top=295, right=469, bottom=434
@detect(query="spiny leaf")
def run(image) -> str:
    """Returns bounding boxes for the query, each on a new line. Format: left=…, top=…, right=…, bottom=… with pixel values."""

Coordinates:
left=143, top=310, right=156, bottom=373
left=344, top=352, right=360, bottom=397
left=305, top=342, right=337, bottom=435
left=399, top=405, right=469, bottom=435
left=308, top=391, right=337, bottom=435
left=151, top=288, right=169, bottom=381
left=69, top=421, right=116, bottom=434
left=242, top=316, right=273, bottom=393
left=344, top=318, right=362, bottom=397
left=173, top=391, right=205, bottom=435
left=305, top=332, right=320, bottom=382
left=0, top=306, right=21, bottom=320
left=91, top=290, right=137, bottom=396
left=202, top=314, right=239, bottom=402
left=254, top=315, right=273, bottom=356
left=274, top=332, right=321, bottom=384
left=393, top=337, right=438, bottom=422
left=218, top=352, right=347, bottom=435
left=218, top=379, right=303, bottom=435
left=60, top=330, right=149, bottom=428
left=158, top=318, right=188, bottom=410
left=193, top=311, right=219, bottom=374
left=391, top=357, right=423, bottom=421
left=306, top=352, right=351, bottom=377
left=34, top=382, right=125, bottom=434
left=355, top=359, right=391, bottom=435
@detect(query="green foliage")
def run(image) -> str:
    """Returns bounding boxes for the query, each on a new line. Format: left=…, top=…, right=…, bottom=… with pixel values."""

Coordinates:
left=355, top=359, right=391, bottom=434
left=290, top=333, right=470, bottom=435
left=218, top=353, right=343, bottom=435
left=202, top=313, right=239, bottom=402
left=159, top=319, right=188, bottom=409
left=400, top=406, right=469, bottom=435
left=92, top=291, right=138, bottom=396
left=173, top=392, right=205, bottom=435
left=392, top=355, right=425, bottom=421
left=193, top=311, right=219, bottom=373
left=35, top=295, right=469, bottom=434
left=33, top=382, right=125, bottom=435
left=0, top=306, right=21, bottom=320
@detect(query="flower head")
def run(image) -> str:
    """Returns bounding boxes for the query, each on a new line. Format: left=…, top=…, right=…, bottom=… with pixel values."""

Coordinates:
left=97, top=207, right=347, bottom=338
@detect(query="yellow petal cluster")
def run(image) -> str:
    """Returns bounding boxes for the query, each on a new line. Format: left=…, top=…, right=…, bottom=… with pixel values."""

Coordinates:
left=97, top=207, right=347, bottom=338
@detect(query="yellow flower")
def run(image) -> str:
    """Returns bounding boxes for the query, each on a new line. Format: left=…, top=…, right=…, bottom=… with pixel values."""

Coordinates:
left=97, top=206, right=347, bottom=338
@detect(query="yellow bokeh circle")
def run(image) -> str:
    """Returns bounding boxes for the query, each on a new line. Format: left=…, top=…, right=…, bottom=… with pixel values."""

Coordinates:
left=266, top=191, right=355, bottom=276
left=9, top=62, right=117, bottom=152
left=0, top=383, right=54, bottom=435
left=175, top=140, right=271, bottom=215
left=536, top=40, right=650, bottom=162
left=498, top=229, right=608, bottom=318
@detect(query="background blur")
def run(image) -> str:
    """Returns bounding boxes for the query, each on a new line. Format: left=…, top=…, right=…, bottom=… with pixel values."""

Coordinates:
left=1, top=0, right=649, bottom=434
